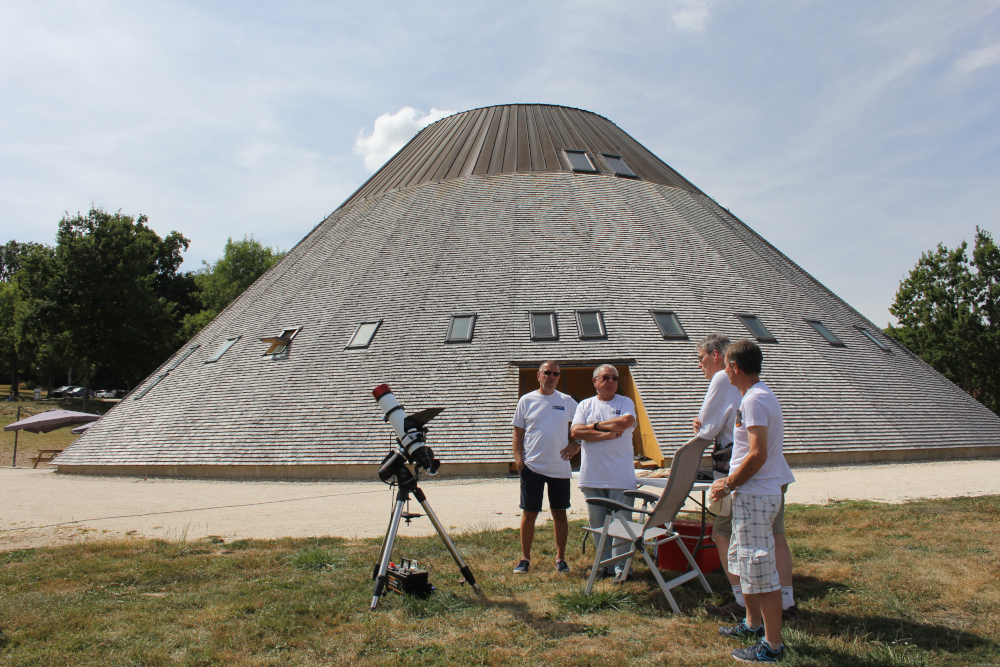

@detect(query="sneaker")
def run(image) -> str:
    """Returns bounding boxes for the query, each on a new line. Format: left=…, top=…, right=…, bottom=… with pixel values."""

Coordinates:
left=781, top=605, right=800, bottom=622
left=732, top=639, right=785, bottom=663
left=513, top=558, right=530, bottom=574
left=719, top=620, right=765, bottom=641
left=705, top=596, right=747, bottom=619
left=555, top=559, right=570, bottom=574
left=610, top=570, right=632, bottom=585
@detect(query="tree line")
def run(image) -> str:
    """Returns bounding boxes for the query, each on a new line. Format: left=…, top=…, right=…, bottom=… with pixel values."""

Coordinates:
left=1, top=207, right=284, bottom=409
left=885, top=226, right=999, bottom=417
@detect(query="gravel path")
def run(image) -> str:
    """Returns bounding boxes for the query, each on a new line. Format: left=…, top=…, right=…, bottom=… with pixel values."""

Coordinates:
left=3, top=459, right=998, bottom=551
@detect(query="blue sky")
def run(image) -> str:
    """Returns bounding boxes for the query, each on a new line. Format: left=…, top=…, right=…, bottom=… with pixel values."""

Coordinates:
left=2, top=1, right=998, bottom=326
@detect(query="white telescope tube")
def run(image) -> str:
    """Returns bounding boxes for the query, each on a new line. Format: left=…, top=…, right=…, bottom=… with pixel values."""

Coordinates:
left=372, top=384, right=422, bottom=452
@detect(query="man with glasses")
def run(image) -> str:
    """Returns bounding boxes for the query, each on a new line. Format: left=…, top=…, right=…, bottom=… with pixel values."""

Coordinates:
left=709, top=339, right=795, bottom=663
left=571, top=364, right=637, bottom=581
left=511, top=360, right=579, bottom=574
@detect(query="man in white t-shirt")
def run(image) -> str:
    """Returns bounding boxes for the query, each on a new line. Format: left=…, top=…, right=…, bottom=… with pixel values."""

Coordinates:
left=511, top=360, right=579, bottom=575
left=710, top=339, right=795, bottom=663
left=571, top=363, right=637, bottom=580
left=696, top=335, right=799, bottom=623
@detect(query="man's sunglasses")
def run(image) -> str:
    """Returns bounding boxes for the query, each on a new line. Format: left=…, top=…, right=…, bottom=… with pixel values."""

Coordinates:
left=540, top=370, right=561, bottom=377
left=599, top=375, right=619, bottom=382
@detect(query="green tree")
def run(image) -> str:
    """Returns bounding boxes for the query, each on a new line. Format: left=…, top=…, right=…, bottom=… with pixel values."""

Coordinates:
left=181, top=235, right=285, bottom=339
left=18, top=208, right=192, bottom=409
left=886, top=227, right=1000, bottom=415
left=0, top=241, right=51, bottom=395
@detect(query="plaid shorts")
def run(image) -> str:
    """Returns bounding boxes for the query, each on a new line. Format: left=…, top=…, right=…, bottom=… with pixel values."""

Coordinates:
left=727, top=493, right=782, bottom=595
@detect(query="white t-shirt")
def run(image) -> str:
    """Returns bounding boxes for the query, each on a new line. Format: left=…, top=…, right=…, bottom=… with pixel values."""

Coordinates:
left=573, top=394, right=638, bottom=490
left=511, top=390, right=578, bottom=478
left=698, top=369, right=741, bottom=447
left=730, top=381, right=795, bottom=496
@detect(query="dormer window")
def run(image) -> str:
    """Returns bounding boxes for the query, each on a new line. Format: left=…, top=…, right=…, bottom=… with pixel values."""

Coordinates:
left=564, top=150, right=597, bottom=173
left=261, top=327, right=300, bottom=356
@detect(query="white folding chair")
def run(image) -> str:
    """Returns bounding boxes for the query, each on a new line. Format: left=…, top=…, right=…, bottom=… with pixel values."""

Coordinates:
left=583, top=436, right=714, bottom=613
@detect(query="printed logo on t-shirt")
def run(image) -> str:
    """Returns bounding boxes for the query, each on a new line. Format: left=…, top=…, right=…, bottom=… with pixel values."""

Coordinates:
left=735, top=409, right=743, bottom=427
left=552, top=405, right=565, bottom=411
left=611, top=409, right=622, bottom=416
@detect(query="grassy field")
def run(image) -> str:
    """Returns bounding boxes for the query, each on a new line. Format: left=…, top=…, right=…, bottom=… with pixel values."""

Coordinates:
left=0, top=389, right=116, bottom=467
left=1, top=496, right=998, bottom=666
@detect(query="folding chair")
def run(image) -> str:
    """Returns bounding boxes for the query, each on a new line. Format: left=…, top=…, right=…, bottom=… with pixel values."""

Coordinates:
left=583, top=436, right=714, bottom=613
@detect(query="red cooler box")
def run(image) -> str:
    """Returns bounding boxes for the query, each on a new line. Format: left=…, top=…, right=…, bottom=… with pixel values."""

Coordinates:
left=656, top=520, right=721, bottom=574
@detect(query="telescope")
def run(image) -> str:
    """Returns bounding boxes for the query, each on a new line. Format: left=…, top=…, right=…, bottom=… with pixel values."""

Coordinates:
left=371, top=383, right=443, bottom=480
left=368, top=383, right=479, bottom=610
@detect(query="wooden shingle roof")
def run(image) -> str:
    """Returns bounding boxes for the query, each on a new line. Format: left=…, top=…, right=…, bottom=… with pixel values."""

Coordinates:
left=56, top=106, right=1000, bottom=476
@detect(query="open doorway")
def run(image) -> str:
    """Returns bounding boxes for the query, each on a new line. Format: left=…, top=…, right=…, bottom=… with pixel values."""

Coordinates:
left=516, top=363, right=663, bottom=470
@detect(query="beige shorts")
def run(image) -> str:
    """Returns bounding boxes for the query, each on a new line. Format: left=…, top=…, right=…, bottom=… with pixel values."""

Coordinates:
left=713, top=485, right=786, bottom=539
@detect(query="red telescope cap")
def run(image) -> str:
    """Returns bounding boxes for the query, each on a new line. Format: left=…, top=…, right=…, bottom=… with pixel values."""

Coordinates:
left=372, top=384, right=393, bottom=400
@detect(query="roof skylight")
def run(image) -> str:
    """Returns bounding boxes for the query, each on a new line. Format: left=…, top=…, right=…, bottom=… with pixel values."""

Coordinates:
left=737, top=314, right=778, bottom=343
left=564, top=150, right=597, bottom=173
left=530, top=312, right=559, bottom=340
left=446, top=314, right=476, bottom=343
left=575, top=310, right=607, bottom=339
left=206, top=336, right=241, bottom=363
left=805, top=319, right=844, bottom=347
left=347, top=320, right=382, bottom=349
left=601, top=154, right=637, bottom=178
left=855, top=325, right=889, bottom=351
left=650, top=310, right=689, bottom=340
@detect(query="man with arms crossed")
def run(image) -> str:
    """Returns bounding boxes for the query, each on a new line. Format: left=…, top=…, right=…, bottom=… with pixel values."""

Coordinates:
left=571, top=364, right=637, bottom=581
left=512, top=361, right=579, bottom=574
left=710, top=339, right=795, bottom=663
left=696, top=335, right=799, bottom=622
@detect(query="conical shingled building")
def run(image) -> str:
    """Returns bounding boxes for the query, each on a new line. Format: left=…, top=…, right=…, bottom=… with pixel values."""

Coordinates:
left=56, top=104, right=1000, bottom=478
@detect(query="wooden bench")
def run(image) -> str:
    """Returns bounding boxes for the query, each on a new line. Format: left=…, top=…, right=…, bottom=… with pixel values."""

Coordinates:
left=29, top=449, right=63, bottom=468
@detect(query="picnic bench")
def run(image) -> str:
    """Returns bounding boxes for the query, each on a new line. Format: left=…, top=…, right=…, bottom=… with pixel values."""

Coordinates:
left=29, top=449, right=63, bottom=468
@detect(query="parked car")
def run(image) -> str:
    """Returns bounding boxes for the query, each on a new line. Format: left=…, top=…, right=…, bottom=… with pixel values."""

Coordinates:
left=65, top=386, right=94, bottom=398
left=49, top=385, right=81, bottom=398
left=95, top=389, right=118, bottom=399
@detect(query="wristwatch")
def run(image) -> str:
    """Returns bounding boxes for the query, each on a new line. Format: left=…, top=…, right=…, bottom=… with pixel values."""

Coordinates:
left=592, top=421, right=604, bottom=432
left=722, top=481, right=734, bottom=495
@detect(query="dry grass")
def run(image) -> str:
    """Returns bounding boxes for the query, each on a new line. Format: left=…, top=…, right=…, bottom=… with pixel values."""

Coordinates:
left=1, top=495, right=998, bottom=666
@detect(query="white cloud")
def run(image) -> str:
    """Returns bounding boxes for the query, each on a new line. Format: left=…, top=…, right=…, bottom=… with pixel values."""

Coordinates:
left=952, top=43, right=1000, bottom=75
left=671, top=0, right=709, bottom=33
left=353, top=107, right=455, bottom=172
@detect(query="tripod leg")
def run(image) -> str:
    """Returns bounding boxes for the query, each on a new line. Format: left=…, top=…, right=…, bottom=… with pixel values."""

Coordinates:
left=413, top=487, right=479, bottom=591
left=370, top=499, right=406, bottom=611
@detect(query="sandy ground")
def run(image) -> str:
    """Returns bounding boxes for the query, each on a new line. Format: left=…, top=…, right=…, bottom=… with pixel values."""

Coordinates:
left=2, top=459, right=999, bottom=551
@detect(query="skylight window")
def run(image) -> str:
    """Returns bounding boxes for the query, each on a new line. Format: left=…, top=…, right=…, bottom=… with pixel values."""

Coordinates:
left=564, top=150, right=597, bottom=173
left=601, top=154, right=637, bottom=178
left=261, top=327, right=300, bottom=356
left=650, top=310, right=689, bottom=340
left=575, top=310, right=607, bottom=339
left=805, top=319, right=845, bottom=347
left=530, top=312, right=559, bottom=340
left=206, top=336, right=241, bottom=363
left=347, top=320, right=382, bottom=349
left=737, top=314, right=778, bottom=343
left=446, top=314, right=476, bottom=343
left=855, top=325, right=889, bottom=351
left=134, top=345, right=199, bottom=400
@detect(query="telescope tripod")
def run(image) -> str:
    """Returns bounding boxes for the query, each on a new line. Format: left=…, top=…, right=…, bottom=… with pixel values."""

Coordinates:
left=370, top=466, right=479, bottom=610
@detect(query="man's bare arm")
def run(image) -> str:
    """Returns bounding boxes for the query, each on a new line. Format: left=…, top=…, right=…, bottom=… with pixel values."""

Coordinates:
left=512, top=426, right=526, bottom=472
left=710, top=425, right=768, bottom=502
left=571, top=423, right=621, bottom=441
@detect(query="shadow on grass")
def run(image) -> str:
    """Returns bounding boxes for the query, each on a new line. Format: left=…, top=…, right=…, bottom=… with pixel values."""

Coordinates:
left=795, top=610, right=996, bottom=655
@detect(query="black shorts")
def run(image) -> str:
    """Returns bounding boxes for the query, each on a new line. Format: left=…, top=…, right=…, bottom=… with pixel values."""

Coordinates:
left=520, top=466, right=571, bottom=512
